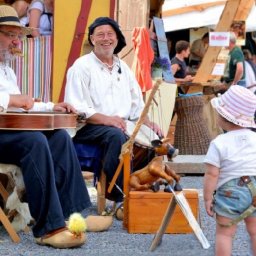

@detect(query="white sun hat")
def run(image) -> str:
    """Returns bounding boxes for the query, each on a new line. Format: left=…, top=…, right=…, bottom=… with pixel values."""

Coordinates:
left=211, top=85, right=256, bottom=128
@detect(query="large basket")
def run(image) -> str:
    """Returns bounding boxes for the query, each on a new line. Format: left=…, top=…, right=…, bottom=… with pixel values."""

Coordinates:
left=174, top=95, right=211, bottom=154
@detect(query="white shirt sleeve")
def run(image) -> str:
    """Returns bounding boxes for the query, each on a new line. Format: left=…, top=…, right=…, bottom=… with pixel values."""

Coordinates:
left=0, top=65, right=54, bottom=112
left=28, top=1, right=44, bottom=12
left=127, top=68, right=145, bottom=120
left=64, top=63, right=96, bottom=118
left=203, top=141, right=221, bottom=168
left=0, top=92, right=10, bottom=111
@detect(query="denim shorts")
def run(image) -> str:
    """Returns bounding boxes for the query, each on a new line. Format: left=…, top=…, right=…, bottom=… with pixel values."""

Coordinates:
left=213, top=177, right=256, bottom=219
left=237, top=79, right=246, bottom=87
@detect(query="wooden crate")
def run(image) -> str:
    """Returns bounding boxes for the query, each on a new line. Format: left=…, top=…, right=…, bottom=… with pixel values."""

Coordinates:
left=127, top=189, right=199, bottom=234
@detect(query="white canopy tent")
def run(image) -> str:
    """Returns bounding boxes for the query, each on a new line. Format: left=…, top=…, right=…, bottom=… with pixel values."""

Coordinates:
left=162, top=0, right=256, bottom=32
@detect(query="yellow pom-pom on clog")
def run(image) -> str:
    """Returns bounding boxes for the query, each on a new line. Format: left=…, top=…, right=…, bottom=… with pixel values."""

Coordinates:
left=67, top=213, right=87, bottom=237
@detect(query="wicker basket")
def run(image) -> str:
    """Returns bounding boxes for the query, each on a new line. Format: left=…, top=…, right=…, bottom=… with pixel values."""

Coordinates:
left=174, top=95, right=211, bottom=155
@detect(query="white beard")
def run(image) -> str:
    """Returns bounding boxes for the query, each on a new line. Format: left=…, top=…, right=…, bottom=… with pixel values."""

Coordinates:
left=0, top=49, right=15, bottom=64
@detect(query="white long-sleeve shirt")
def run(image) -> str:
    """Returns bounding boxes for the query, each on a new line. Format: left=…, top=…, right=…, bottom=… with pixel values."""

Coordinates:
left=0, top=64, right=54, bottom=111
left=64, top=51, right=145, bottom=120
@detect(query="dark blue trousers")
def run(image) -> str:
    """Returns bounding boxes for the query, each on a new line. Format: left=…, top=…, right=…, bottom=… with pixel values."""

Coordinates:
left=74, top=124, right=127, bottom=202
left=0, top=129, right=91, bottom=238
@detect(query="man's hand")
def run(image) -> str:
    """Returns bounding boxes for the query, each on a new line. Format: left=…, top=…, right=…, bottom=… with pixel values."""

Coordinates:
left=53, top=102, right=77, bottom=113
left=144, top=118, right=164, bottom=138
left=9, top=94, right=34, bottom=110
left=184, top=75, right=194, bottom=82
left=104, top=116, right=126, bottom=131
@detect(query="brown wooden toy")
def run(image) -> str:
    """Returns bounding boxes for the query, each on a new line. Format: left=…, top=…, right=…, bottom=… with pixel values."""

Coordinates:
left=129, top=138, right=181, bottom=191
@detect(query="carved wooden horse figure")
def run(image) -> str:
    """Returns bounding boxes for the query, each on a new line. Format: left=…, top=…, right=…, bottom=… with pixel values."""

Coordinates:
left=129, top=138, right=182, bottom=192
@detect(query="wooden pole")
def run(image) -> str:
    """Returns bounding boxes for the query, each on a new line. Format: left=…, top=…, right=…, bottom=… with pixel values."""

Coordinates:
left=192, top=0, right=254, bottom=85
left=150, top=197, right=177, bottom=251
left=0, top=207, right=20, bottom=243
left=107, top=79, right=162, bottom=193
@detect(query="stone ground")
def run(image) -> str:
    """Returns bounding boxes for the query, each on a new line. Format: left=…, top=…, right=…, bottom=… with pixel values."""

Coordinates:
left=0, top=176, right=253, bottom=256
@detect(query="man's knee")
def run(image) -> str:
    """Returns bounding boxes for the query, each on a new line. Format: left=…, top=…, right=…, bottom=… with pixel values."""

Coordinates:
left=28, top=132, right=48, bottom=147
left=107, top=127, right=126, bottom=144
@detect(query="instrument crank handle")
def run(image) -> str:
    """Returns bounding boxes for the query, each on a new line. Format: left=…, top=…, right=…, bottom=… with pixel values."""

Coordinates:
left=77, top=112, right=86, bottom=122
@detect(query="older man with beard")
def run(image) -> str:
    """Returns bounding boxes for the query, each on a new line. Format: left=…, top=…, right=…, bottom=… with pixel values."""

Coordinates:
left=0, top=5, right=112, bottom=249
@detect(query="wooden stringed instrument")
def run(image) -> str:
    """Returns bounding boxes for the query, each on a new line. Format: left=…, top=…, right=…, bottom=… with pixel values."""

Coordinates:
left=0, top=111, right=86, bottom=130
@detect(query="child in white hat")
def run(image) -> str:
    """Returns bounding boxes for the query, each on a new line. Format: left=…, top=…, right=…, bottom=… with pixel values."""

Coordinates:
left=203, top=85, right=256, bottom=255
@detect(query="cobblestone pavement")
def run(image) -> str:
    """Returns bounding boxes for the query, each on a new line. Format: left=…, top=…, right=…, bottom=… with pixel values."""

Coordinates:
left=0, top=176, right=252, bottom=256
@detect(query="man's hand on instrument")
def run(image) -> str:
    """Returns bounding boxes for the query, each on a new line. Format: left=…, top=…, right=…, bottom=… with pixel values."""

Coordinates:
left=144, top=119, right=164, bottom=138
left=104, top=116, right=126, bottom=131
left=53, top=102, right=77, bottom=113
left=9, top=94, right=34, bottom=110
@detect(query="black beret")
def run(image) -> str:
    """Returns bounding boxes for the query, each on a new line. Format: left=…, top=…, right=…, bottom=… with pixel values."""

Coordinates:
left=88, top=17, right=126, bottom=54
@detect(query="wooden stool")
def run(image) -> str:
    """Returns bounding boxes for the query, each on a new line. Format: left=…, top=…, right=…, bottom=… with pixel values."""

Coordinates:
left=96, top=171, right=106, bottom=215
left=82, top=170, right=107, bottom=215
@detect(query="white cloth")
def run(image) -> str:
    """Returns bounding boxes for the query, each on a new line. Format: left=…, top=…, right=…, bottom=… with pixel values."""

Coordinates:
left=28, top=0, right=53, bottom=35
left=0, top=64, right=54, bottom=111
left=244, top=61, right=256, bottom=92
left=20, top=16, right=28, bottom=27
left=204, top=129, right=256, bottom=189
left=64, top=51, right=145, bottom=121
left=0, top=164, right=33, bottom=231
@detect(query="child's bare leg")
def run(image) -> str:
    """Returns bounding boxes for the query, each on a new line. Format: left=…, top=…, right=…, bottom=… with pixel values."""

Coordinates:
left=245, top=216, right=256, bottom=255
left=215, top=215, right=237, bottom=256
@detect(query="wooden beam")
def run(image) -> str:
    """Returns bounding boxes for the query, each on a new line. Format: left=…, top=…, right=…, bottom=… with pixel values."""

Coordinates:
left=162, top=1, right=227, bottom=17
left=235, top=0, right=255, bottom=20
left=192, top=0, right=254, bottom=84
left=117, top=0, right=149, bottom=67
left=58, top=0, right=92, bottom=102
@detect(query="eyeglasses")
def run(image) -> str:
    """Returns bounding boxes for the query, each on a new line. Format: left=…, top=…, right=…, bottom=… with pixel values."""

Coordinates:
left=0, top=30, right=25, bottom=41
left=94, top=32, right=116, bottom=40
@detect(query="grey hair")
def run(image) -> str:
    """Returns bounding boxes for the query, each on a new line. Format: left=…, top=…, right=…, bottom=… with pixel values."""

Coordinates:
left=229, top=32, right=237, bottom=43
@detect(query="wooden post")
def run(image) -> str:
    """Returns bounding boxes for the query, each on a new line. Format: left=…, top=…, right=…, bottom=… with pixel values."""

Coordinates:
left=192, top=0, right=254, bottom=84
left=123, top=151, right=131, bottom=229
left=108, top=79, right=162, bottom=194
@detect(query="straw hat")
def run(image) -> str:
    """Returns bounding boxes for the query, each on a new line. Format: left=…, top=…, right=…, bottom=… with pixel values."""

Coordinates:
left=0, top=5, right=32, bottom=34
left=211, top=85, right=256, bottom=128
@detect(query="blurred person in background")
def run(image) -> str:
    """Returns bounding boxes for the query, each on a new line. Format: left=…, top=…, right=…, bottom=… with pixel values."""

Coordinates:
left=27, top=0, right=53, bottom=37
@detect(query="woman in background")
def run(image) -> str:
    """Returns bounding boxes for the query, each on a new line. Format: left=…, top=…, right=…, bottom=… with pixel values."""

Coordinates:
left=4, top=0, right=31, bottom=26
left=27, top=0, right=53, bottom=37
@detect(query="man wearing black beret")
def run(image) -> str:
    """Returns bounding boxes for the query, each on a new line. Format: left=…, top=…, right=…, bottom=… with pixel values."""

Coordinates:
left=64, top=17, right=162, bottom=209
